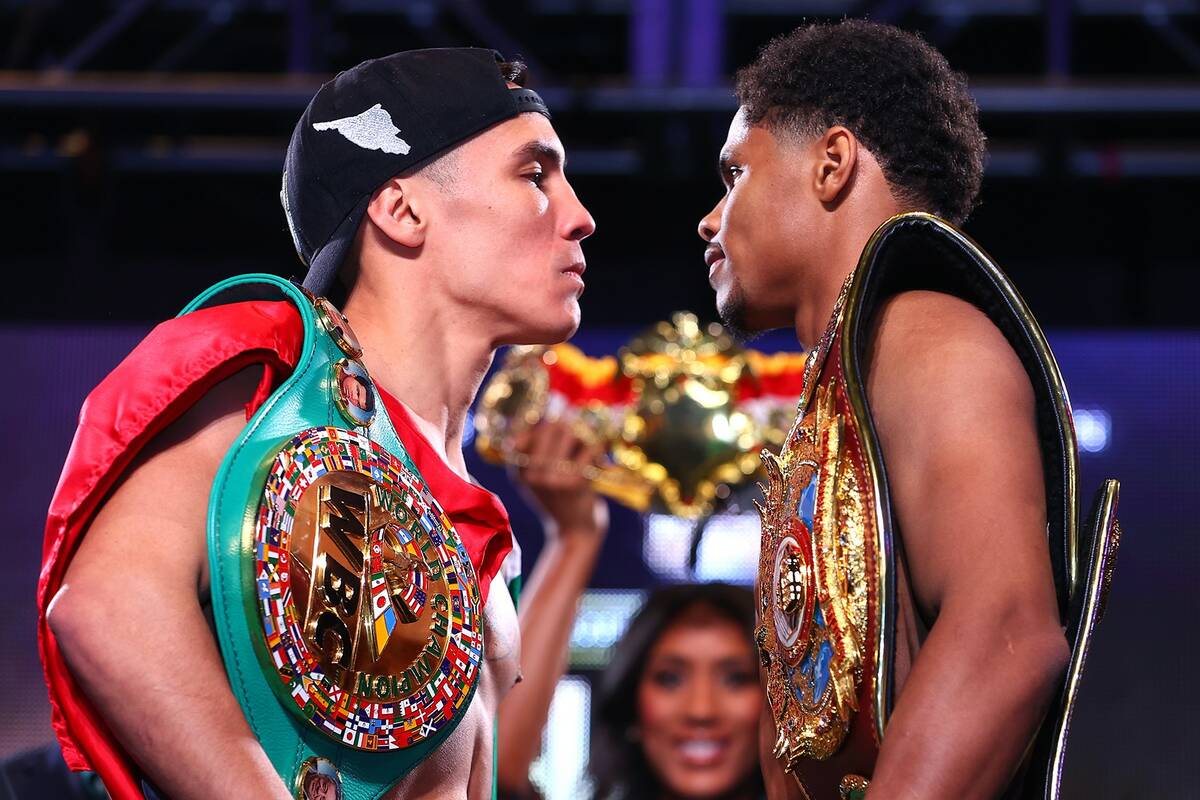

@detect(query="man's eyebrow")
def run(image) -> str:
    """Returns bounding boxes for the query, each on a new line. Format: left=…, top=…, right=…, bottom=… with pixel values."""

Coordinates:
left=718, top=150, right=733, bottom=178
left=512, top=140, right=565, bottom=169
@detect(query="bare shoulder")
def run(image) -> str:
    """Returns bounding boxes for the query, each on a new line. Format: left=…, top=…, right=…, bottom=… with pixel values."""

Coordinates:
left=865, top=290, right=1034, bottom=431
left=866, top=290, right=1027, bottom=381
left=862, top=291, right=1049, bottom=617
left=58, top=367, right=262, bottom=604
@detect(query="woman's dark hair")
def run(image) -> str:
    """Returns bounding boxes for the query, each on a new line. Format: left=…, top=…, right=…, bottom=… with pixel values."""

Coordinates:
left=589, top=583, right=760, bottom=800
left=735, top=19, right=986, bottom=225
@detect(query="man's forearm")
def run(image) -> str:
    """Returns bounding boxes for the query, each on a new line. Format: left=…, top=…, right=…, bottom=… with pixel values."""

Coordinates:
left=865, top=607, right=1069, bottom=799
left=49, top=582, right=288, bottom=800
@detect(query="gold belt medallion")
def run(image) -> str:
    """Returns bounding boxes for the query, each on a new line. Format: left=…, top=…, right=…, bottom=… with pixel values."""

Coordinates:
left=253, top=427, right=482, bottom=751
left=756, top=383, right=869, bottom=770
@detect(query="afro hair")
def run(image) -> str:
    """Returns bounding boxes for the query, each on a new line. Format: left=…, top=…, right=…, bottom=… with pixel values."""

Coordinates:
left=735, top=19, right=986, bottom=224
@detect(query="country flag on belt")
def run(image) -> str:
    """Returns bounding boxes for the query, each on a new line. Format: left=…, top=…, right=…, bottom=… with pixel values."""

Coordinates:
left=399, top=567, right=426, bottom=616
left=367, top=541, right=397, bottom=655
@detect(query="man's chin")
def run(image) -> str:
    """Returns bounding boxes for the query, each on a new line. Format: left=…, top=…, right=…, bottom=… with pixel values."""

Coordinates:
left=509, top=315, right=580, bottom=348
left=716, top=291, right=761, bottom=343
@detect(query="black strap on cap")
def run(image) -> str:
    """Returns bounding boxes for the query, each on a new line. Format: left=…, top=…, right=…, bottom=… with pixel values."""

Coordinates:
left=511, top=88, right=551, bottom=118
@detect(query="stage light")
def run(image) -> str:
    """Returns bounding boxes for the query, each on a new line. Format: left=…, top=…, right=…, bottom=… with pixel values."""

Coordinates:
left=568, top=589, right=647, bottom=669
left=530, top=676, right=593, bottom=800
left=1075, top=408, right=1112, bottom=453
left=693, top=514, right=760, bottom=583
left=644, top=513, right=693, bottom=579
left=645, top=513, right=759, bottom=583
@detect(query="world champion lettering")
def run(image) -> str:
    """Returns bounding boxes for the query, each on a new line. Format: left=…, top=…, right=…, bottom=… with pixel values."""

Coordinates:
left=353, top=595, right=451, bottom=700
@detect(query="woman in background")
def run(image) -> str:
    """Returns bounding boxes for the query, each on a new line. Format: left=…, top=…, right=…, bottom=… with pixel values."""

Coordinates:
left=591, top=583, right=763, bottom=800
left=493, top=420, right=761, bottom=800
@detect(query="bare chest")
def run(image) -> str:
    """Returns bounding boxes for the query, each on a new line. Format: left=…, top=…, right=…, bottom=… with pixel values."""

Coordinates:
left=380, top=583, right=520, bottom=800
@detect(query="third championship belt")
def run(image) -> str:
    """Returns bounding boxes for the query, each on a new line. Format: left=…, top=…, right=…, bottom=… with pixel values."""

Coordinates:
left=475, top=313, right=809, bottom=518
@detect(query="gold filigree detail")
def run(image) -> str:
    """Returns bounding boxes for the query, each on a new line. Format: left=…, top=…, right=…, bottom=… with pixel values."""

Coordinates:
left=838, top=774, right=870, bottom=799
left=830, top=391, right=869, bottom=650
left=756, top=382, right=870, bottom=772
left=813, top=386, right=861, bottom=727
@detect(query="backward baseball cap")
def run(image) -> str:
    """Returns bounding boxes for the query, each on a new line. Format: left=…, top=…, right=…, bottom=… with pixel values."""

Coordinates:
left=281, top=47, right=551, bottom=296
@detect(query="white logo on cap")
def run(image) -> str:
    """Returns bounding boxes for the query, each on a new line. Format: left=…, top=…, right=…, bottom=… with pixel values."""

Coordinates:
left=312, top=103, right=411, bottom=155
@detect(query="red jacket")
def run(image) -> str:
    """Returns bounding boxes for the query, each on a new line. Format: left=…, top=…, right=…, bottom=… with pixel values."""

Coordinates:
left=37, top=300, right=513, bottom=798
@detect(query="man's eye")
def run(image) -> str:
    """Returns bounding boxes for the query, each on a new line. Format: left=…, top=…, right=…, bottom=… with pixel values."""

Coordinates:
left=721, top=165, right=743, bottom=190
left=525, top=170, right=546, bottom=187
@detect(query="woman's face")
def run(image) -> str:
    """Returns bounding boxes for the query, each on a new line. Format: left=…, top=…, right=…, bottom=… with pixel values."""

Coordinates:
left=635, top=606, right=762, bottom=799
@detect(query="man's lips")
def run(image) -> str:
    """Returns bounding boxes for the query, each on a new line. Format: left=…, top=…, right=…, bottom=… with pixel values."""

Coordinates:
left=562, top=261, right=586, bottom=293
left=705, top=245, right=726, bottom=280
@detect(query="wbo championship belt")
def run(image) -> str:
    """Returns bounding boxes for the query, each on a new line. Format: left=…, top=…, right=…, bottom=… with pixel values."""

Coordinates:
left=751, top=213, right=1123, bottom=799
left=192, top=275, right=482, bottom=800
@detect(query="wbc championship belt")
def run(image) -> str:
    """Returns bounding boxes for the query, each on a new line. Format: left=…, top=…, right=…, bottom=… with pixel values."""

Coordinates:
left=189, top=275, right=482, bottom=800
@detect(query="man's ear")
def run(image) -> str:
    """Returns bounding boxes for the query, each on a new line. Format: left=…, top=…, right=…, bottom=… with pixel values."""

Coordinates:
left=365, top=177, right=427, bottom=249
left=812, top=126, right=859, bottom=205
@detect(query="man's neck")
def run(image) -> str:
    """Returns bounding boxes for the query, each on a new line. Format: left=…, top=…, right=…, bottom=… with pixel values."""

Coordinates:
left=793, top=206, right=899, bottom=349
left=792, top=235, right=863, bottom=350
left=341, top=278, right=494, bottom=480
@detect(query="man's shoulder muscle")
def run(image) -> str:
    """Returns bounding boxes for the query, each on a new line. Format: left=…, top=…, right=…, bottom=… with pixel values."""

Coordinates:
left=862, top=290, right=1048, bottom=616
left=865, top=290, right=1036, bottom=452
left=64, top=368, right=261, bottom=598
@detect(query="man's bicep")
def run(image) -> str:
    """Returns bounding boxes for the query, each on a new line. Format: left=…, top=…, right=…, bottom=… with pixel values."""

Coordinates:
left=47, top=369, right=292, bottom=798
left=56, top=367, right=259, bottom=616
left=867, top=294, right=1055, bottom=621
left=66, top=462, right=209, bottom=599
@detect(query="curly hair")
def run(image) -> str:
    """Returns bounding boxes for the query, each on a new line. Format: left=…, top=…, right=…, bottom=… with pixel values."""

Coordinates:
left=735, top=19, right=986, bottom=225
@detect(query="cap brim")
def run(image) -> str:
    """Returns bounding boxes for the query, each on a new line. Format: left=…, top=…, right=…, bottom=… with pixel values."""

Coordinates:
left=302, top=194, right=371, bottom=297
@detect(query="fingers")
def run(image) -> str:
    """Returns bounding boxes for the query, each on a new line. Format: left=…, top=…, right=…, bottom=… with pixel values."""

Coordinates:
left=513, top=414, right=598, bottom=490
left=531, top=418, right=574, bottom=465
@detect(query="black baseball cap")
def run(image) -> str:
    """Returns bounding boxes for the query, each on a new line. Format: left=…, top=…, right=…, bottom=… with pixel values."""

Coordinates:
left=281, top=47, right=551, bottom=296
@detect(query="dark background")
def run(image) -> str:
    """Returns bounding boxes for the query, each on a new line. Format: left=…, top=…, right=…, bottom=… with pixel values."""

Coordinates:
left=2, top=1, right=1197, bottom=798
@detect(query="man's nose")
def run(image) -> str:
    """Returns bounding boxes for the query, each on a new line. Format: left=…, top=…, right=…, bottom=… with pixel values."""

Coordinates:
left=698, top=198, right=723, bottom=242
left=563, top=182, right=597, bottom=242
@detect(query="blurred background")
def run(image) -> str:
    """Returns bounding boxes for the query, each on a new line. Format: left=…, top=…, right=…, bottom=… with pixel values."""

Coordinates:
left=2, top=1, right=1198, bottom=797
